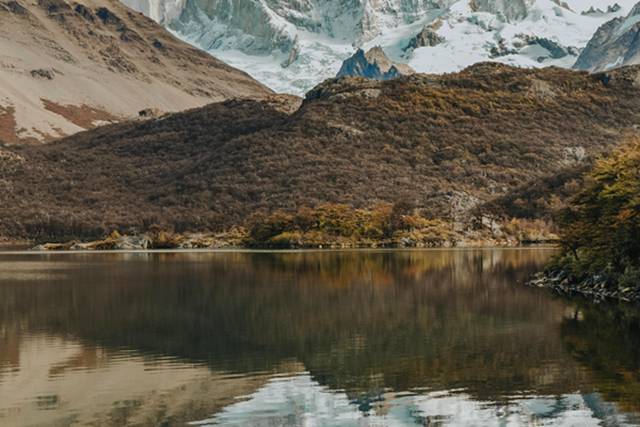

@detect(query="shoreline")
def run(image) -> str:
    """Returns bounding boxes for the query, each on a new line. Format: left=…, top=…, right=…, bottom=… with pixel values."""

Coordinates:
left=4, top=243, right=561, bottom=253
left=2, top=229, right=560, bottom=253
left=528, top=272, right=640, bottom=304
left=0, top=245, right=559, bottom=255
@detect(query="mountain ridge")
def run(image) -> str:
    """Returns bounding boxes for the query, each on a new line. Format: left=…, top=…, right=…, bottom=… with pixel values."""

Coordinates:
left=575, top=2, right=640, bottom=71
left=0, top=0, right=270, bottom=143
left=119, top=0, right=639, bottom=93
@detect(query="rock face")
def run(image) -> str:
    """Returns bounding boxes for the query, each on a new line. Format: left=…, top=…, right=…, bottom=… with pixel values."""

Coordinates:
left=0, top=0, right=270, bottom=143
left=404, top=23, right=445, bottom=51
left=153, top=0, right=454, bottom=50
left=337, top=47, right=414, bottom=80
left=574, top=2, right=640, bottom=72
left=582, top=4, right=622, bottom=16
left=119, top=0, right=636, bottom=94
left=469, top=0, right=528, bottom=21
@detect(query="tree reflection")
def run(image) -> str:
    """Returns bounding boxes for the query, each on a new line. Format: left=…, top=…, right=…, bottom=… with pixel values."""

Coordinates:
left=0, top=249, right=636, bottom=413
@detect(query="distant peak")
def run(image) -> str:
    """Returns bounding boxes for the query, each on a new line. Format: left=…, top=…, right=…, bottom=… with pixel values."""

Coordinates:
left=337, top=46, right=415, bottom=81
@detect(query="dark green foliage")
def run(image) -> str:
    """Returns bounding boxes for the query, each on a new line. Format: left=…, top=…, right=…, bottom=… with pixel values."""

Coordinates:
left=550, top=138, right=640, bottom=291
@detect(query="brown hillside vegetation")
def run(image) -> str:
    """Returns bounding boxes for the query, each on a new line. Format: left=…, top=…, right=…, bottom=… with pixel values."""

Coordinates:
left=479, top=164, right=592, bottom=220
left=1, top=63, right=640, bottom=241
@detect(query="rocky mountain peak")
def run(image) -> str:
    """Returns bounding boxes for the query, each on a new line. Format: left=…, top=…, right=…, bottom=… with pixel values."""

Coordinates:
left=574, top=0, right=640, bottom=72
left=469, top=0, right=530, bottom=22
left=337, top=47, right=415, bottom=80
left=404, top=21, right=445, bottom=52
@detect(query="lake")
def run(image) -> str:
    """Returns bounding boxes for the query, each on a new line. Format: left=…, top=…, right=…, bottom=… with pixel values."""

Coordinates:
left=0, top=249, right=639, bottom=426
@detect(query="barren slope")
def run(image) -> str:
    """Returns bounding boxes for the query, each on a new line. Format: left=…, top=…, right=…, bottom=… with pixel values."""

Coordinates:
left=0, top=0, right=270, bottom=143
left=1, top=64, right=639, bottom=241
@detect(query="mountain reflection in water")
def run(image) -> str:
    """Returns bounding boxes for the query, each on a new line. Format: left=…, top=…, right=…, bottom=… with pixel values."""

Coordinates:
left=0, top=249, right=639, bottom=426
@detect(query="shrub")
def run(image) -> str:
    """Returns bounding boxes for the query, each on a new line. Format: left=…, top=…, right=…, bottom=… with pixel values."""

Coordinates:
left=553, top=137, right=640, bottom=290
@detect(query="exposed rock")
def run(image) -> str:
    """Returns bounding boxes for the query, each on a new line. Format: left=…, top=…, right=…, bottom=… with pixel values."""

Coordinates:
left=446, top=191, right=480, bottom=222
left=609, top=3, right=623, bottom=13
left=73, top=3, right=94, bottom=21
left=561, top=146, right=587, bottom=166
left=528, top=271, right=640, bottom=303
left=527, top=37, right=575, bottom=59
left=30, top=68, right=56, bottom=80
left=281, top=35, right=300, bottom=68
left=0, top=0, right=28, bottom=14
left=337, top=47, right=414, bottom=80
left=469, top=0, right=529, bottom=22
left=582, top=3, right=622, bottom=16
left=138, top=108, right=164, bottom=118
left=152, top=38, right=164, bottom=49
left=95, top=6, right=121, bottom=26
left=489, top=39, right=519, bottom=58
left=527, top=79, right=557, bottom=100
left=37, top=0, right=70, bottom=15
left=575, top=2, right=640, bottom=72
left=597, top=65, right=640, bottom=88
left=32, top=230, right=249, bottom=251
left=404, top=24, right=445, bottom=52
left=509, top=35, right=578, bottom=61
left=305, top=77, right=383, bottom=101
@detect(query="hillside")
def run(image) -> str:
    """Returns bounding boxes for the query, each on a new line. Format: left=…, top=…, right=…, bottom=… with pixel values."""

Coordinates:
left=0, top=0, right=270, bottom=143
left=1, top=63, right=640, bottom=242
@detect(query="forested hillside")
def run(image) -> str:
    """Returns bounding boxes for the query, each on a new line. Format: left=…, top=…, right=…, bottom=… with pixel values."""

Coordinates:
left=1, top=64, right=640, bottom=244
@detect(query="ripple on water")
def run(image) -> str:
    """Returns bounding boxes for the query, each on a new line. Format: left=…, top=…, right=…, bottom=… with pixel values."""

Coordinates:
left=0, top=249, right=639, bottom=426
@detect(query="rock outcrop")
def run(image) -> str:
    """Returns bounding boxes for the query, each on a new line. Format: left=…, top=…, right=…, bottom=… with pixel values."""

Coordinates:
left=404, top=23, right=445, bottom=52
left=581, top=4, right=622, bottom=16
left=337, top=47, right=414, bottom=80
left=469, top=0, right=528, bottom=22
left=574, top=2, right=640, bottom=72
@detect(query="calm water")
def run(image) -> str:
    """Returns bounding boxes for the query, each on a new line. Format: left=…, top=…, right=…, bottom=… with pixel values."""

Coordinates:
left=0, top=249, right=639, bottom=427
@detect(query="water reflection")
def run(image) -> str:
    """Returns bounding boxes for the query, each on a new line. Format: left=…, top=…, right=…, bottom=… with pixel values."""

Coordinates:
left=195, top=374, right=632, bottom=427
left=0, top=249, right=638, bottom=426
left=0, top=334, right=272, bottom=426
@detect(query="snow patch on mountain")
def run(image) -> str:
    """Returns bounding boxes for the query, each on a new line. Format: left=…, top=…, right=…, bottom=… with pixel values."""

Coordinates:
left=121, top=0, right=638, bottom=94
left=407, top=0, right=613, bottom=74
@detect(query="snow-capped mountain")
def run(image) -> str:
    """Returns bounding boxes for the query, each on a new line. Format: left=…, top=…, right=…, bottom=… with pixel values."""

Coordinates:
left=120, top=0, right=640, bottom=94
left=575, top=2, right=640, bottom=71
